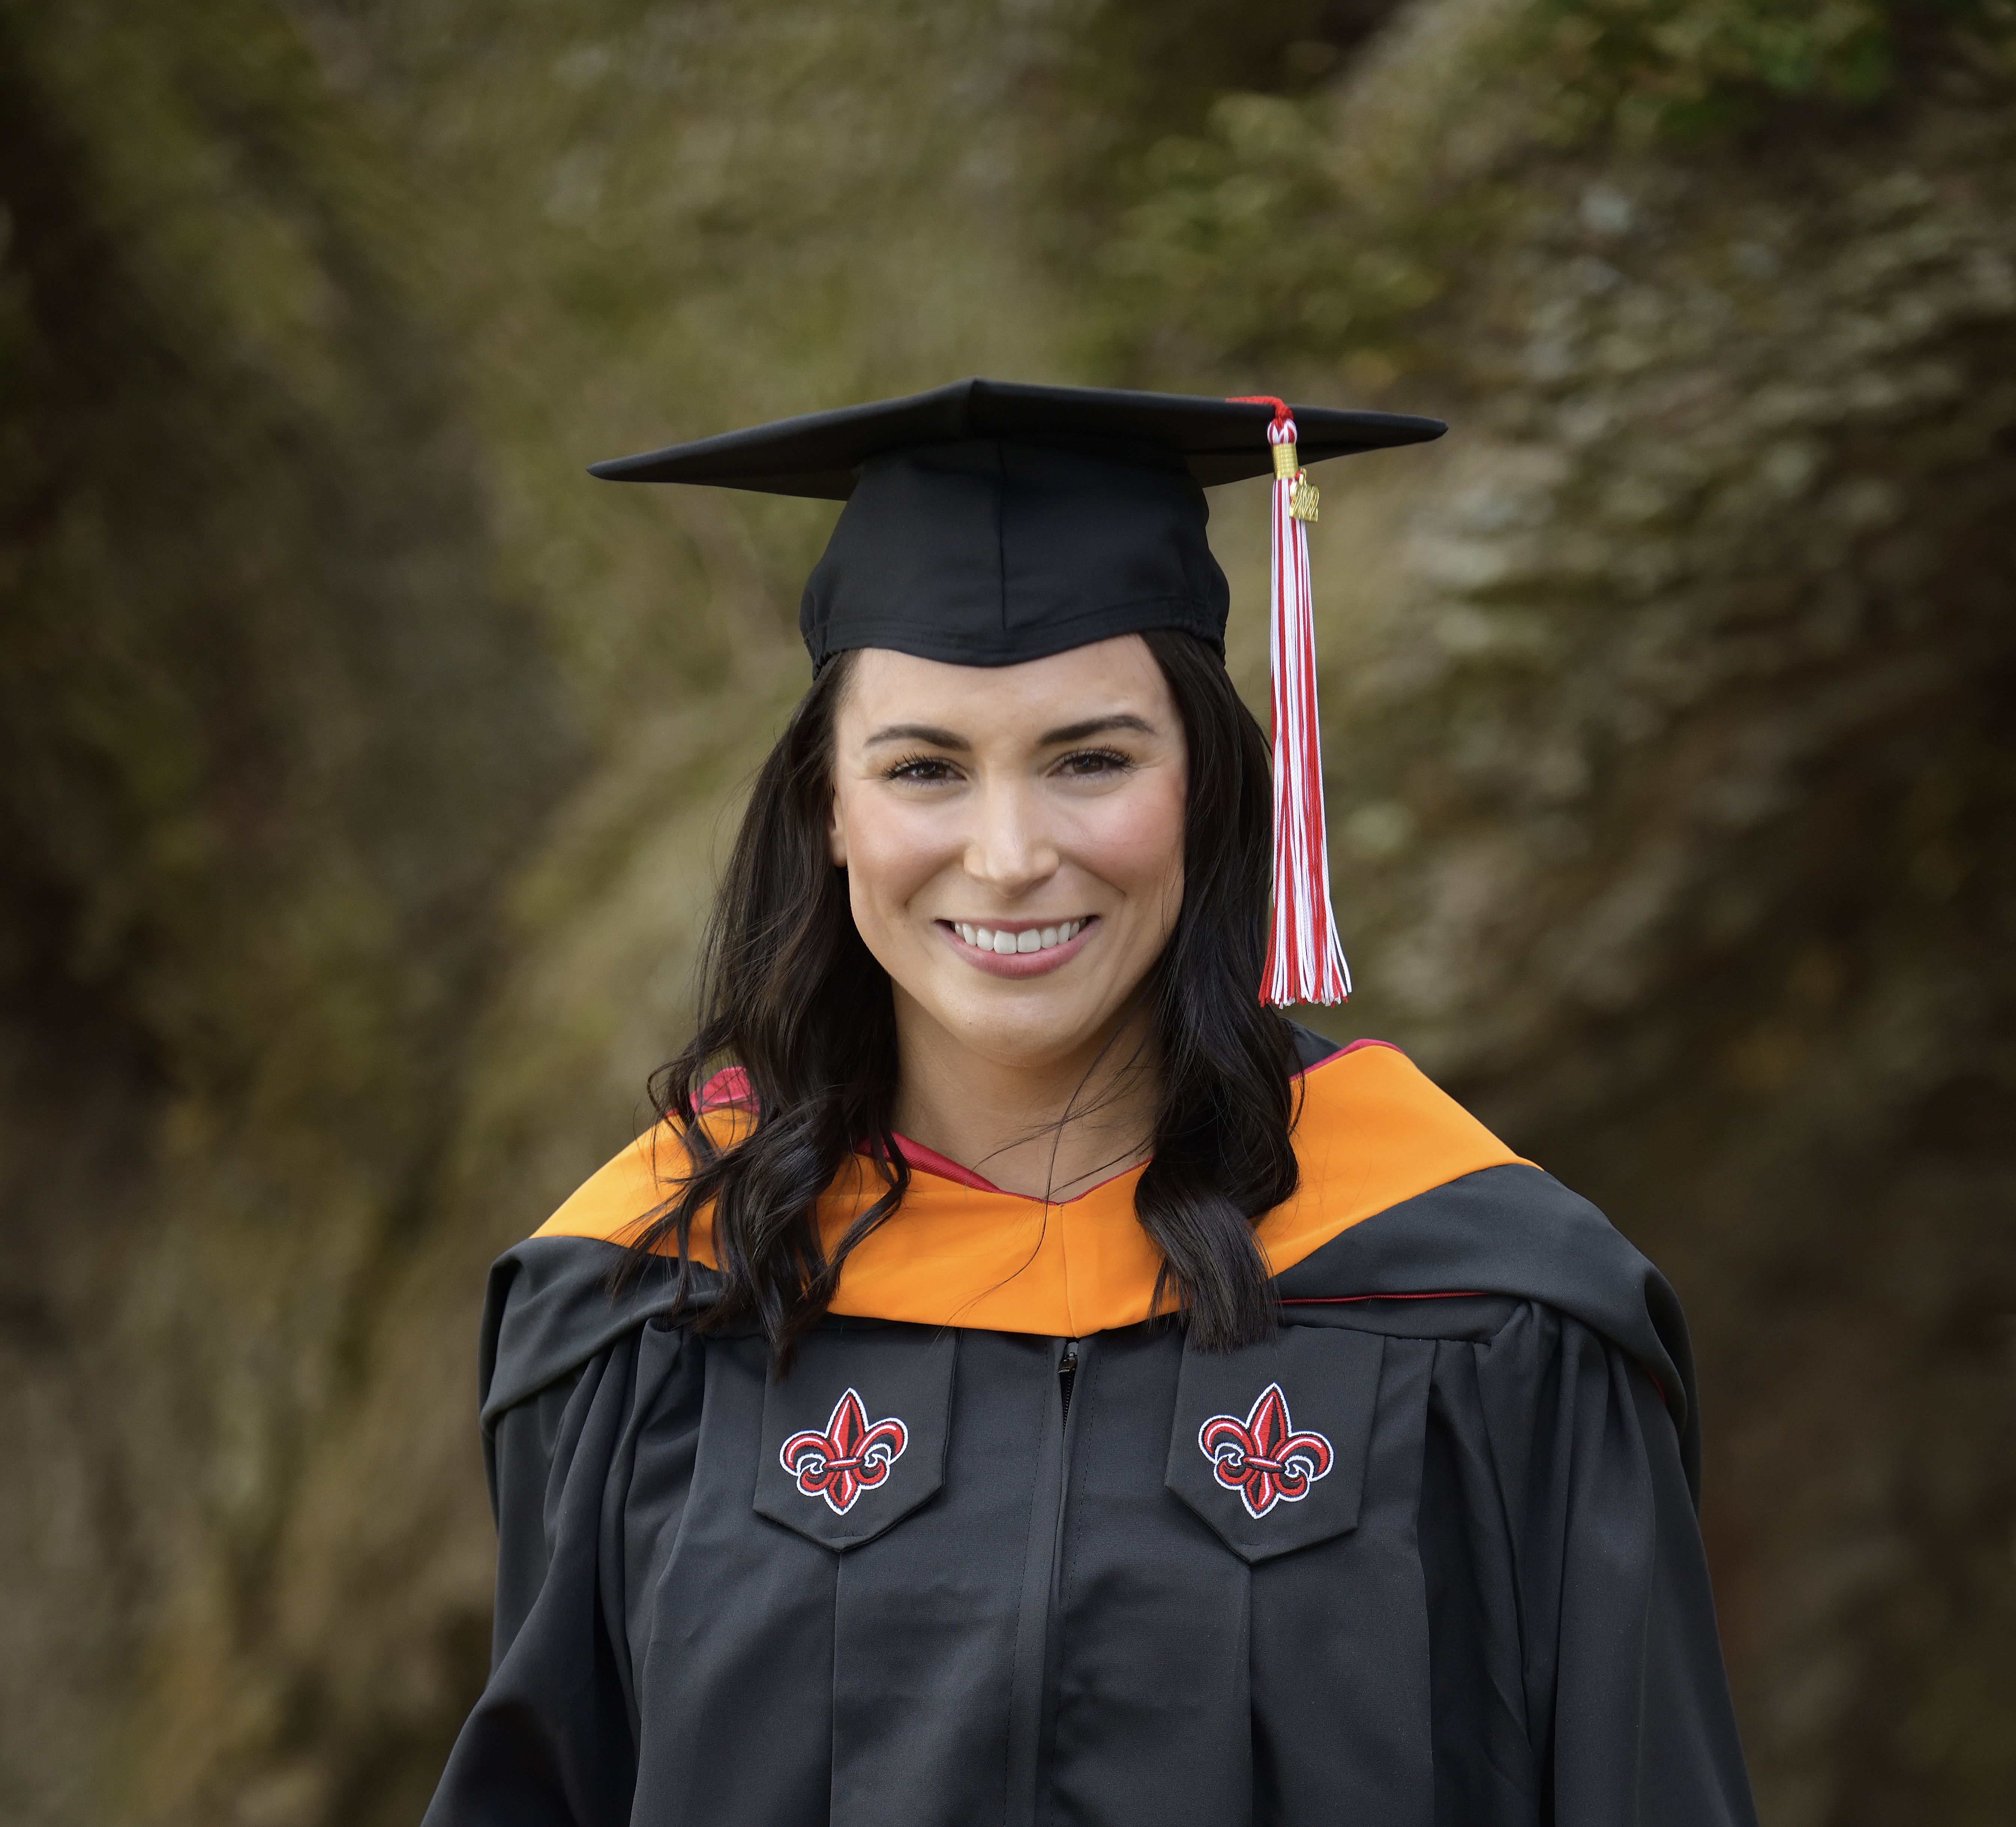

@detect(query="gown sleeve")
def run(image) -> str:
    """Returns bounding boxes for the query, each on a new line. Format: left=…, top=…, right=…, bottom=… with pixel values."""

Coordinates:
left=1419, top=1302, right=1757, bottom=1827
left=422, top=1343, right=644, bottom=1827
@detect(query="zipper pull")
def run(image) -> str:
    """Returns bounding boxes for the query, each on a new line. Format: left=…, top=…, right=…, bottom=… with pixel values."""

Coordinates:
left=1059, top=1338, right=1079, bottom=1419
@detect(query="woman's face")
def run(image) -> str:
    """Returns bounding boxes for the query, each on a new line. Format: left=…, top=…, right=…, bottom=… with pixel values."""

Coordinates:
left=828, top=635, right=1188, bottom=1072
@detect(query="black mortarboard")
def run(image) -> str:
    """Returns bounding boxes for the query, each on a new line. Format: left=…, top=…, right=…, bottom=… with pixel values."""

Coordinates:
left=590, top=378, right=1447, bottom=1006
left=589, top=378, right=1442, bottom=672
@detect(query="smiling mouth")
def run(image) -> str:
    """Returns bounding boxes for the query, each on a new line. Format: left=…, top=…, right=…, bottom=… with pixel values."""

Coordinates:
left=948, top=918, right=1089, bottom=958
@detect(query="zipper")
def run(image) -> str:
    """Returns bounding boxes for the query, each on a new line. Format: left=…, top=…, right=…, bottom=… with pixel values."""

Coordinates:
left=1005, top=1335, right=1085, bottom=1827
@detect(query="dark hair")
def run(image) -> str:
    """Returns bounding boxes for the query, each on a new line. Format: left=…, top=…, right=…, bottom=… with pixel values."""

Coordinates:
left=629, top=628, right=1302, bottom=1352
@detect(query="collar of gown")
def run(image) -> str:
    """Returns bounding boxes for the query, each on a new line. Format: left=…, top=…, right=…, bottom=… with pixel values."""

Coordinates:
left=534, top=1039, right=1528, bottom=1336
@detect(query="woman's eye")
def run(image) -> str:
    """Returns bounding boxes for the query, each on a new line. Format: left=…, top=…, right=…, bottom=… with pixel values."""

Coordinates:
left=885, top=754, right=960, bottom=784
left=1053, top=748, right=1135, bottom=779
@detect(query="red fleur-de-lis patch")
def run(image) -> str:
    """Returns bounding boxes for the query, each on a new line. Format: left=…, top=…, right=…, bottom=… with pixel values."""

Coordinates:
left=779, top=1388, right=909, bottom=1515
left=1197, top=1382, right=1334, bottom=1520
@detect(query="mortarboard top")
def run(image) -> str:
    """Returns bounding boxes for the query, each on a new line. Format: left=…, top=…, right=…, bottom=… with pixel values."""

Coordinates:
left=590, top=378, right=1447, bottom=1006
left=589, top=378, right=1443, bottom=673
left=589, top=376, right=1444, bottom=498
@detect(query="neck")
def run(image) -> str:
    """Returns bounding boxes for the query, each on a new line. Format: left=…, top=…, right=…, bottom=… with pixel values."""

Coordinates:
left=889, top=997, right=1161, bottom=1201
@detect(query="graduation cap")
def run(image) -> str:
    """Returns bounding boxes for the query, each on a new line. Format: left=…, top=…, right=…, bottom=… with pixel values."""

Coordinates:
left=591, top=378, right=1445, bottom=1006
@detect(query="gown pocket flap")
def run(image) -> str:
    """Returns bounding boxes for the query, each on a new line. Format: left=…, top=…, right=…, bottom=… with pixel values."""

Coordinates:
left=1165, top=1325, right=1384, bottom=1563
left=755, top=1325, right=956, bottom=1551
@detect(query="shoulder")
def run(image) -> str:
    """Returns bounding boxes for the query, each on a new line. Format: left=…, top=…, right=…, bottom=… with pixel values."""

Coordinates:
left=1287, top=1033, right=1529, bottom=1190
left=532, top=1072, right=756, bottom=1268
left=1258, top=1033, right=1532, bottom=1271
left=483, top=1102, right=745, bottom=1429
left=1277, top=1030, right=1646, bottom=1326
left=480, top=1231, right=722, bottom=1432
left=1277, top=1143, right=1679, bottom=1383
left=1279, top=1030, right=1699, bottom=1486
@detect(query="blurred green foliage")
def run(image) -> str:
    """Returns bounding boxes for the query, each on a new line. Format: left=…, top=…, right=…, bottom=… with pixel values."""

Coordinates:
left=0, top=1, right=569, bottom=1817
left=1100, top=0, right=2015, bottom=374
left=1102, top=90, right=1455, bottom=372
left=0, top=0, right=559, bottom=1090
left=1536, top=0, right=1896, bottom=137
left=1530, top=0, right=2016, bottom=139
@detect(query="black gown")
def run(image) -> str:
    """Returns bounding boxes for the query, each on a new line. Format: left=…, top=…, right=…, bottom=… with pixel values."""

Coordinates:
left=425, top=1034, right=1756, bottom=1827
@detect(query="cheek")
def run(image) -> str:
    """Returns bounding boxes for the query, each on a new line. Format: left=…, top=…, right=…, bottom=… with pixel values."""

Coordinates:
left=1074, top=775, right=1187, bottom=914
left=834, top=786, right=952, bottom=926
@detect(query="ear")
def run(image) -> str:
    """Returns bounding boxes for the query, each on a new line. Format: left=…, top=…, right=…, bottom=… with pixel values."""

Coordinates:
left=827, top=787, right=848, bottom=868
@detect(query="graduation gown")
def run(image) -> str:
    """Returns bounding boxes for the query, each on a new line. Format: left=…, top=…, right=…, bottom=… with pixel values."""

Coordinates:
left=424, top=1033, right=1756, bottom=1827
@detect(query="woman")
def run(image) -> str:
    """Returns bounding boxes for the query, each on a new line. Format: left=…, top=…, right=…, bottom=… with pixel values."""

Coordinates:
left=426, top=381, right=1756, bottom=1827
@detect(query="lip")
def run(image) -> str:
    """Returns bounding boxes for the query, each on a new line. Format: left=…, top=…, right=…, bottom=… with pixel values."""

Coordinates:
left=938, top=916, right=1098, bottom=979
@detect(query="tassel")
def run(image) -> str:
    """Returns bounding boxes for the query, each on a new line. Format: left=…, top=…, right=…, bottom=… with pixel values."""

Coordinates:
left=1229, top=395, right=1351, bottom=1006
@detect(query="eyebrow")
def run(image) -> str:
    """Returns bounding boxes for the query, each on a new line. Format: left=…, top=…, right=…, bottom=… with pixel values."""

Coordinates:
left=1038, top=714, right=1157, bottom=745
left=864, top=722, right=970, bottom=750
left=862, top=713, right=1158, bottom=750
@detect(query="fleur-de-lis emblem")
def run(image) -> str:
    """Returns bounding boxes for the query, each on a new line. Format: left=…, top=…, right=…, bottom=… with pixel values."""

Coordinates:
left=779, top=1388, right=909, bottom=1515
left=1197, top=1382, right=1334, bottom=1519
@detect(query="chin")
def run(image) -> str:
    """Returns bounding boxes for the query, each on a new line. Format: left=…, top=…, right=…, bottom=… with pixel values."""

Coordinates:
left=941, top=988, right=1108, bottom=1067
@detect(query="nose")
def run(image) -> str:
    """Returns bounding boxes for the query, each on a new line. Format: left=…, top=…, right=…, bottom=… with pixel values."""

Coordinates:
left=962, top=775, right=1060, bottom=898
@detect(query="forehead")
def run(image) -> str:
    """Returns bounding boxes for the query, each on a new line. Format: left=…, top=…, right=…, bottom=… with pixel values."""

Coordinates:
left=838, top=637, right=1174, bottom=737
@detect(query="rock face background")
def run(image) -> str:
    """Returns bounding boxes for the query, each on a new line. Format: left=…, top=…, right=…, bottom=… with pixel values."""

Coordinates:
left=1, top=1, right=2010, bottom=1823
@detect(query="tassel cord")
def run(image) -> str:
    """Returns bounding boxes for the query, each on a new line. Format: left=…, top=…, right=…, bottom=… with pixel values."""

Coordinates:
left=1251, top=409, right=1351, bottom=1007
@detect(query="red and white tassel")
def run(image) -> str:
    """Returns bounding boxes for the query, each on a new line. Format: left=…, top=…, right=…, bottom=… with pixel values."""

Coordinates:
left=1233, top=396, right=1351, bottom=1006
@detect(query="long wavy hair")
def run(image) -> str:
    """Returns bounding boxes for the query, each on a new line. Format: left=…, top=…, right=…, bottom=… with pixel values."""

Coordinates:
left=626, top=628, right=1303, bottom=1352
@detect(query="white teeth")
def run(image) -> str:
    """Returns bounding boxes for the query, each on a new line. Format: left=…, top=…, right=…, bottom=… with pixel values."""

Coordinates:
left=953, top=918, right=1087, bottom=953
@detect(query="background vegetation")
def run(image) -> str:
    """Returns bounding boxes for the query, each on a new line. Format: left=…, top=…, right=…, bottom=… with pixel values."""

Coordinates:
left=1, top=1, right=2011, bottom=1822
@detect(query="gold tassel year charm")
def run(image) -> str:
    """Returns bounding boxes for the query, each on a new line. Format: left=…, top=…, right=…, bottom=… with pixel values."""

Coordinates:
left=1273, top=438, right=1321, bottom=522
